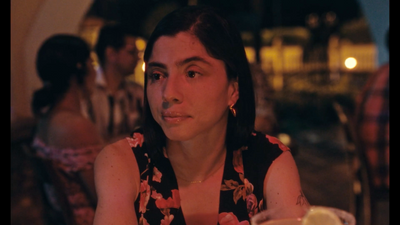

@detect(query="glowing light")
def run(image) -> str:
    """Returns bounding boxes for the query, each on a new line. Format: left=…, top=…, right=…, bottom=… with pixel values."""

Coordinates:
left=344, top=57, right=357, bottom=69
left=142, top=62, right=146, bottom=72
left=244, top=47, right=255, bottom=63
left=135, top=38, right=147, bottom=51
left=278, top=133, right=291, bottom=146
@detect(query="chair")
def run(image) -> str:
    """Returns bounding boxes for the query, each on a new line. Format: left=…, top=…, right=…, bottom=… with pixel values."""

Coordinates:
left=22, top=143, right=78, bottom=225
left=332, top=101, right=372, bottom=225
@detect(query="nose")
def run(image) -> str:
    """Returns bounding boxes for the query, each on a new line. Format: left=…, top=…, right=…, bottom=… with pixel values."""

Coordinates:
left=162, top=74, right=183, bottom=105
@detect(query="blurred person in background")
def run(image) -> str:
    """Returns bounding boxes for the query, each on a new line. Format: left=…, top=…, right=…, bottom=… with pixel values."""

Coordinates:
left=251, top=63, right=279, bottom=136
left=86, top=23, right=144, bottom=143
left=31, top=34, right=104, bottom=225
left=93, top=6, right=309, bottom=225
left=354, top=28, right=389, bottom=225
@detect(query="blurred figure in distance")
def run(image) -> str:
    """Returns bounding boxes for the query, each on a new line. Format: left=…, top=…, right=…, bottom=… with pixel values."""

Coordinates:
left=354, top=27, right=389, bottom=225
left=86, top=23, right=144, bottom=143
left=31, top=34, right=104, bottom=225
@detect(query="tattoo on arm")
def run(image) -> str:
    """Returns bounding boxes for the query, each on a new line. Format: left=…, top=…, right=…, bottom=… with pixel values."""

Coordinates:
left=296, top=190, right=310, bottom=206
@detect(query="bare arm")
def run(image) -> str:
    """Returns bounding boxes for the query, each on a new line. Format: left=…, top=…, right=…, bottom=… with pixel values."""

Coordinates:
left=93, top=139, right=140, bottom=225
left=264, top=150, right=310, bottom=219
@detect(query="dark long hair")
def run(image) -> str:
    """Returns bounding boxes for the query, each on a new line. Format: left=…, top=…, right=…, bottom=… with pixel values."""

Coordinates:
left=143, top=5, right=255, bottom=158
left=32, top=34, right=91, bottom=117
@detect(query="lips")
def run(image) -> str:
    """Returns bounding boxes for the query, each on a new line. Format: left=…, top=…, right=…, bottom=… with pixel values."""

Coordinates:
left=161, top=111, right=190, bottom=123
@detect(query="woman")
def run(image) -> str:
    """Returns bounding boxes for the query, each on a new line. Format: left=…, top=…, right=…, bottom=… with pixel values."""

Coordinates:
left=94, top=5, right=309, bottom=225
left=31, top=34, right=103, bottom=225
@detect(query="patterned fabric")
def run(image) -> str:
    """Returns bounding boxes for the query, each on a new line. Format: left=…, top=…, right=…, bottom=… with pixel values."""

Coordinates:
left=355, top=63, right=389, bottom=190
left=128, top=131, right=290, bottom=225
left=85, top=67, right=144, bottom=141
left=32, top=138, right=102, bottom=225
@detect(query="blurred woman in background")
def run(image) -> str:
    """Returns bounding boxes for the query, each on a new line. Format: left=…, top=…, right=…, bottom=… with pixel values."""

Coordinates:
left=31, top=34, right=103, bottom=225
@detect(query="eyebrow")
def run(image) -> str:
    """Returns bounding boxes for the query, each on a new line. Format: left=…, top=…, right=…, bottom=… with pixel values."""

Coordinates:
left=177, top=56, right=212, bottom=67
left=147, top=56, right=212, bottom=69
left=147, top=62, right=166, bottom=69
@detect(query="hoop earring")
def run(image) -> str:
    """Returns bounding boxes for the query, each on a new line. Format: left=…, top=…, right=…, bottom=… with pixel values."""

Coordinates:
left=229, top=104, right=236, bottom=117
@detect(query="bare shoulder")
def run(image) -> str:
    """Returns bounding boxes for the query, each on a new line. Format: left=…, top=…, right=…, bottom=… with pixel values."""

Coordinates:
left=270, top=150, right=297, bottom=170
left=264, top=150, right=309, bottom=217
left=94, top=138, right=140, bottom=199
left=94, top=138, right=140, bottom=224
left=265, top=150, right=300, bottom=189
left=48, top=112, right=103, bottom=148
left=95, top=138, right=136, bottom=171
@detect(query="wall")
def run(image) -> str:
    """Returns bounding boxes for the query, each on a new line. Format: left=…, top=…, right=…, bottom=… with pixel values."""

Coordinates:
left=11, top=0, right=45, bottom=121
left=11, top=0, right=93, bottom=121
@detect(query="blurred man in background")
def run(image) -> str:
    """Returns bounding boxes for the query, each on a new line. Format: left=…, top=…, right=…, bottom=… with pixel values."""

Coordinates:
left=85, top=23, right=144, bottom=143
left=354, top=28, right=389, bottom=225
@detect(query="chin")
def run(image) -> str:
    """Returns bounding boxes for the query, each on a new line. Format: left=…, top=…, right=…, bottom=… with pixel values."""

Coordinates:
left=162, top=127, right=194, bottom=142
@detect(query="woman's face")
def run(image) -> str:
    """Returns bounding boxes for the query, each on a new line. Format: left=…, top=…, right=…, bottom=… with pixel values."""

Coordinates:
left=146, top=32, right=239, bottom=142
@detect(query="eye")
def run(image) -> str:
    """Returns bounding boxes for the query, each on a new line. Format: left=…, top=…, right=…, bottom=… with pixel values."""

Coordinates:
left=148, top=72, right=162, bottom=81
left=154, top=73, right=161, bottom=80
left=187, top=70, right=199, bottom=78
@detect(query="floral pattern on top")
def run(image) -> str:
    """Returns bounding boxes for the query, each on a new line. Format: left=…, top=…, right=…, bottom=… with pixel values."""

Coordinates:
left=32, top=137, right=102, bottom=173
left=127, top=132, right=144, bottom=148
left=221, top=146, right=260, bottom=219
left=128, top=130, right=287, bottom=225
left=31, top=137, right=102, bottom=225
left=153, top=189, right=181, bottom=225
left=265, top=135, right=290, bottom=152
left=127, top=134, right=181, bottom=225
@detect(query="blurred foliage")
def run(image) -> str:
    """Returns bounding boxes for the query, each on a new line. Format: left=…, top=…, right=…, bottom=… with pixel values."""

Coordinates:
left=241, top=31, right=254, bottom=46
left=339, top=17, right=373, bottom=43
left=284, top=73, right=362, bottom=96
left=262, top=27, right=311, bottom=46
left=241, top=15, right=372, bottom=47
left=241, top=27, right=311, bottom=47
left=271, top=72, right=367, bottom=134
left=274, top=90, right=349, bottom=133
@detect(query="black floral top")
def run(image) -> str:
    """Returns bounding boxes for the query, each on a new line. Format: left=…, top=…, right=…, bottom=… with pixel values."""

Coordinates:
left=127, top=131, right=290, bottom=225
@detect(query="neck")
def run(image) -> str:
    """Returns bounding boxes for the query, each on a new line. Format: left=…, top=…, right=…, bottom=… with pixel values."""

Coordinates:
left=166, top=130, right=228, bottom=184
left=52, top=82, right=83, bottom=115
left=103, top=64, right=125, bottom=94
